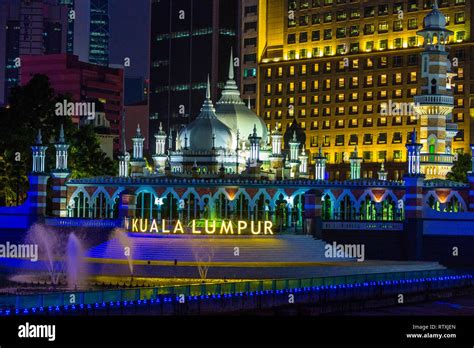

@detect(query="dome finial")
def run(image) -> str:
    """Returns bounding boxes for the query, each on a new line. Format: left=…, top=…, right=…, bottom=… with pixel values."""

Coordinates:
left=35, top=129, right=42, bottom=145
left=228, top=47, right=234, bottom=80
left=247, top=96, right=251, bottom=109
left=58, top=124, right=65, bottom=143
left=159, top=122, right=163, bottom=132
left=206, top=74, right=211, bottom=100
left=432, top=0, right=438, bottom=9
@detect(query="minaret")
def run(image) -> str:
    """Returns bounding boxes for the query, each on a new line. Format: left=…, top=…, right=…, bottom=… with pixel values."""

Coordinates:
left=152, top=122, right=168, bottom=175
left=349, top=146, right=362, bottom=180
left=378, top=162, right=388, bottom=181
left=248, top=124, right=261, bottom=166
left=406, top=129, right=423, bottom=175
left=118, top=137, right=130, bottom=178
left=29, top=129, right=49, bottom=218
left=130, top=124, right=146, bottom=177
left=269, top=125, right=284, bottom=179
left=54, top=124, right=70, bottom=171
left=414, top=0, right=455, bottom=179
left=31, top=129, right=47, bottom=174
left=51, top=124, right=71, bottom=217
left=298, top=146, right=308, bottom=175
left=288, top=131, right=301, bottom=178
left=314, top=147, right=327, bottom=180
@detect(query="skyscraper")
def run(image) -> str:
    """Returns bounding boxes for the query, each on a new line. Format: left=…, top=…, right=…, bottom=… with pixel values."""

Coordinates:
left=255, top=0, right=474, bottom=180
left=88, top=0, right=109, bottom=66
left=0, top=0, right=68, bottom=106
left=149, top=0, right=239, bottom=144
left=73, top=0, right=109, bottom=66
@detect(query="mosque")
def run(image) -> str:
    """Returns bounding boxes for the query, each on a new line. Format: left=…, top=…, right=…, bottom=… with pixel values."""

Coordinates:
left=18, top=2, right=471, bottom=229
left=121, top=50, right=311, bottom=181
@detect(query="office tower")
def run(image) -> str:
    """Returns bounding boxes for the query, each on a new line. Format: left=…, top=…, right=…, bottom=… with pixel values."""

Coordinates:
left=149, top=0, right=239, bottom=143
left=0, top=0, right=68, bottom=105
left=256, top=0, right=473, bottom=180
left=21, top=54, right=124, bottom=152
left=73, top=0, right=109, bottom=66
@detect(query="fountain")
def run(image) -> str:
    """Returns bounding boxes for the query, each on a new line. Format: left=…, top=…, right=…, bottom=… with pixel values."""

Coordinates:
left=66, top=233, right=86, bottom=289
left=108, top=228, right=134, bottom=279
left=20, top=224, right=87, bottom=290
left=24, top=224, right=64, bottom=286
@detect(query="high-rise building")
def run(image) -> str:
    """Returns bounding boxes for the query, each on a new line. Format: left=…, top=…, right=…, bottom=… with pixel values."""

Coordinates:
left=88, top=0, right=109, bottom=66
left=149, top=0, right=239, bottom=144
left=255, top=0, right=474, bottom=180
left=73, top=0, right=109, bottom=66
left=58, top=0, right=75, bottom=53
left=20, top=54, right=124, bottom=152
left=0, top=0, right=68, bottom=106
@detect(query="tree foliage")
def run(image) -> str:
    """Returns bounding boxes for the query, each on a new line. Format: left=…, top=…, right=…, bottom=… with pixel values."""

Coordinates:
left=0, top=74, right=115, bottom=206
left=446, top=153, right=471, bottom=183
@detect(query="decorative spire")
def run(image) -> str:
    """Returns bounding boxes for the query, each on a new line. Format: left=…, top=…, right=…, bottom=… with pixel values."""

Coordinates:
left=411, top=127, right=417, bottom=144
left=252, top=124, right=258, bottom=137
left=35, top=129, right=42, bottom=145
left=247, top=96, right=251, bottom=109
left=432, top=0, right=438, bottom=9
left=206, top=74, right=211, bottom=100
left=318, top=146, right=323, bottom=157
left=58, top=124, right=65, bottom=144
left=292, top=131, right=297, bottom=142
left=136, top=124, right=142, bottom=137
left=228, top=47, right=234, bottom=80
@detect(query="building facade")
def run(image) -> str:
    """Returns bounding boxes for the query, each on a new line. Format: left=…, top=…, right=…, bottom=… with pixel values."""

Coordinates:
left=0, top=0, right=69, bottom=106
left=255, top=0, right=474, bottom=180
left=20, top=54, right=124, bottom=152
left=149, top=0, right=239, bottom=145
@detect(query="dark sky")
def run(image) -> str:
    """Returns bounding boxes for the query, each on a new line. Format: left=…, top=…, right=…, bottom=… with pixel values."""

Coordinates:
left=109, top=0, right=150, bottom=79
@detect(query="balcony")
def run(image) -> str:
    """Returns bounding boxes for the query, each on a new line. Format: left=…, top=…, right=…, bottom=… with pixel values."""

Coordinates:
left=414, top=95, right=454, bottom=106
left=420, top=153, right=455, bottom=165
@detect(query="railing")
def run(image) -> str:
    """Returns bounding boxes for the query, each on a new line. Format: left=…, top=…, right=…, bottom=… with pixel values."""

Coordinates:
left=0, top=269, right=468, bottom=311
left=414, top=95, right=454, bottom=105
left=420, top=153, right=455, bottom=164
left=44, top=218, right=122, bottom=228
left=322, top=221, right=404, bottom=231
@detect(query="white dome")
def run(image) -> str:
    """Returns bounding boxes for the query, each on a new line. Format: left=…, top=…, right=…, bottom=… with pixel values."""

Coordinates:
left=215, top=50, right=269, bottom=145
left=178, top=79, right=235, bottom=152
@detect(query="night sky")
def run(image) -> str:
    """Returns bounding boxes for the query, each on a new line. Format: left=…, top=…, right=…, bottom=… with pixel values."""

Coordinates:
left=109, top=0, right=150, bottom=79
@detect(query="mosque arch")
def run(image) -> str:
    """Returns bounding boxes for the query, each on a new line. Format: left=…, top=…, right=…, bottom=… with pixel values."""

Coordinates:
left=68, top=188, right=91, bottom=218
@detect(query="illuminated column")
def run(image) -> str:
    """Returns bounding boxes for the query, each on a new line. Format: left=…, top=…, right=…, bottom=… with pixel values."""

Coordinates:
left=118, top=137, right=130, bottom=178
left=288, top=131, right=300, bottom=178
left=31, top=129, right=47, bottom=174
left=349, top=146, right=362, bottom=180
left=51, top=125, right=71, bottom=217
left=378, top=162, right=388, bottom=181
left=271, top=125, right=282, bottom=155
left=29, top=129, right=49, bottom=219
left=299, top=146, right=308, bottom=174
left=152, top=122, right=168, bottom=175
left=130, top=124, right=146, bottom=177
left=314, top=147, right=327, bottom=180
left=406, top=129, right=423, bottom=175
left=248, top=124, right=261, bottom=166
